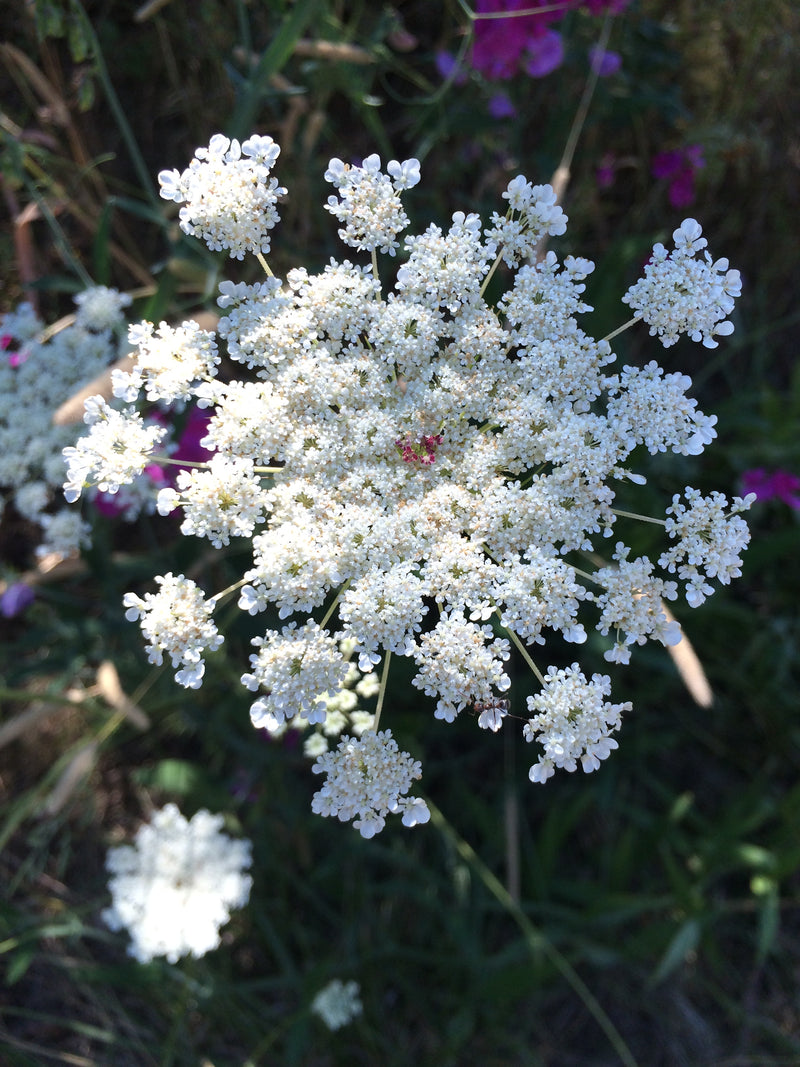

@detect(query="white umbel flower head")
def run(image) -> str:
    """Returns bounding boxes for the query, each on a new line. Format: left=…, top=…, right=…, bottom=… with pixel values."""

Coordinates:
left=102, top=804, right=252, bottom=964
left=659, top=488, right=755, bottom=607
left=159, top=134, right=286, bottom=260
left=524, top=665, right=632, bottom=782
left=62, top=397, right=168, bottom=502
left=324, top=152, right=420, bottom=255
left=75, top=132, right=753, bottom=825
left=243, top=621, right=349, bottom=728
left=622, top=219, right=742, bottom=348
left=122, top=319, right=220, bottom=404
left=74, top=285, right=132, bottom=332
left=311, top=979, right=363, bottom=1031
left=123, top=573, right=223, bottom=688
left=311, top=729, right=430, bottom=838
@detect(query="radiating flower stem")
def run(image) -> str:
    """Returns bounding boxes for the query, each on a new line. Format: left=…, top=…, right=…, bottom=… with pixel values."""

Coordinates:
left=612, top=508, right=667, bottom=526
left=256, top=252, right=273, bottom=277
left=372, top=650, right=392, bottom=732
left=505, top=627, right=545, bottom=687
left=602, top=317, right=638, bottom=343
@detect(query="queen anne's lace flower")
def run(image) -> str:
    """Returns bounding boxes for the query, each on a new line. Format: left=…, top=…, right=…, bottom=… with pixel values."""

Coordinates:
left=524, top=665, right=631, bottom=782
left=311, top=729, right=430, bottom=838
left=622, top=218, right=742, bottom=348
left=311, top=979, right=363, bottom=1030
left=1, top=289, right=133, bottom=559
left=324, top=153, right=420, bottom=255
left=242, top=621, right=348, bottom=729
left=117, top=320, right=220, bottom=404
left=123, top=573, right=223, bottom=688
left=157, top=453, right=270, bottom=548
left=159, top=134, right=286, bottom=259
left=659, top=488, right=755, bottom=606
left=63, top=397, right=168, bottom=503
left=102, top=804, right=252, bottom=964
left=74, top=285, right=132, bottom=332
left=66, top=135, right=751, bottom=832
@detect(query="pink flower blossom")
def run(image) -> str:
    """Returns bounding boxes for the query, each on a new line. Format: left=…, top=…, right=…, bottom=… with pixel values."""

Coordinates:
left=396, top=433, right=444, bottom=465
left=741, top=468, right=800, bottom=511
left=651, top=145, right=705, bottom=209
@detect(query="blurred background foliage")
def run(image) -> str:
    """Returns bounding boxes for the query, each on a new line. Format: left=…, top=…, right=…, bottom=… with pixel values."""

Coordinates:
left=1, top=0, right=799, bottom=1064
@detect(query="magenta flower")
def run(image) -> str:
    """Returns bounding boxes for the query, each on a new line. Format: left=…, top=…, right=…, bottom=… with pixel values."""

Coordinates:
left=651, top=144, right=705, bottom=209
left=596, top=152, right=617, bottom=190
left=741, top=468, right=800, bottom=511
left=470, top=0, right=566, bottom=81
left=447, top=0, right=629, bottom=86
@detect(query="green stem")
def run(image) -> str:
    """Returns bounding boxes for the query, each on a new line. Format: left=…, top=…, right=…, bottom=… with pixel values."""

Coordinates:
left=428, top=802, right=640, bottom=1067
left=73, top=1, right=160, bottom=210
left=256, top=252, right=273, bottom=277
left=210, top=576, right=249, bottom=606
left=480, top=249, right=504, bottom=296
left=602, top=317, right=639, bottom=344
left=372, top=650, right=392, bottom=732
left=319, top=580, right=350, bottom=630
left=612, top=508, right=666, bottom=526
left=504, top=628, right=545, bottom=686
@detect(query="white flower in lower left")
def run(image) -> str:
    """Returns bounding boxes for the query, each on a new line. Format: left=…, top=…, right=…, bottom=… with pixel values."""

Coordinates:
left=102, top=804, right=252, bottom=964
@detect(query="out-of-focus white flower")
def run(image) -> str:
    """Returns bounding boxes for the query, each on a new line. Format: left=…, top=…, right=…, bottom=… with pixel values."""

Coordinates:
left=102, top=804, right=252, bottom=964
left=310, top=979, right=363, bottom=1030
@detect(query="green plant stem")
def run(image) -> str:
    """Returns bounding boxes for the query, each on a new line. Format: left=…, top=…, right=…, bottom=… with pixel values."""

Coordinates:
left=602, top=317, right=638, bottom=344
left=372, top=650, right=392, bottom=732
left=73, top=1, right=160, bottom=210
left=612, top=508, right=667, bottom=526
left=429, top=801, right=640, bottom=1067
left=504, top=628, right=545, bottom=686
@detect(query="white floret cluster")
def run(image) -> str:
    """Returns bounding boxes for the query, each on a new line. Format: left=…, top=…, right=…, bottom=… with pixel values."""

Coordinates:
left=311, top=729, right=430, bottom=839
left=310, top=978, right=363, bottom=1031
left=102, top=803, right=252, bottom=964
left=260, top=637, right=379, bottom=758
left=123, top=573, right=223, bottom=689
left=158, top=134, right=286, bottom=260
left=622, top=218, right=742, bottom=348
left=65, top=135, right=753, bottom=834
left=0, top=288, right=131, bottom=559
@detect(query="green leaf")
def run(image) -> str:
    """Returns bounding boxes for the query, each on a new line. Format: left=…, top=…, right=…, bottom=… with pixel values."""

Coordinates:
left=755, top=885, right=780, bottom=965
left=229, top=0, right=321, bottom=140
left=650, top=918, right=701, bottom=985
left=6, top=948, right=35, bottom=985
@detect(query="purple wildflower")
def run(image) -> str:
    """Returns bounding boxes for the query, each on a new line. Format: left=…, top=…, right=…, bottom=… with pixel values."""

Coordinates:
left=741, top=469, right=800, bottom=511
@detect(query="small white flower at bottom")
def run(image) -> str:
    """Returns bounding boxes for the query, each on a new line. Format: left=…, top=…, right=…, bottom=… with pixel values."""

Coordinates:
left=311, top=979, right=363, bottom=1031
left=102, top=803, right=252, bottom=964
left=311, top=729, right=430, bottom=838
